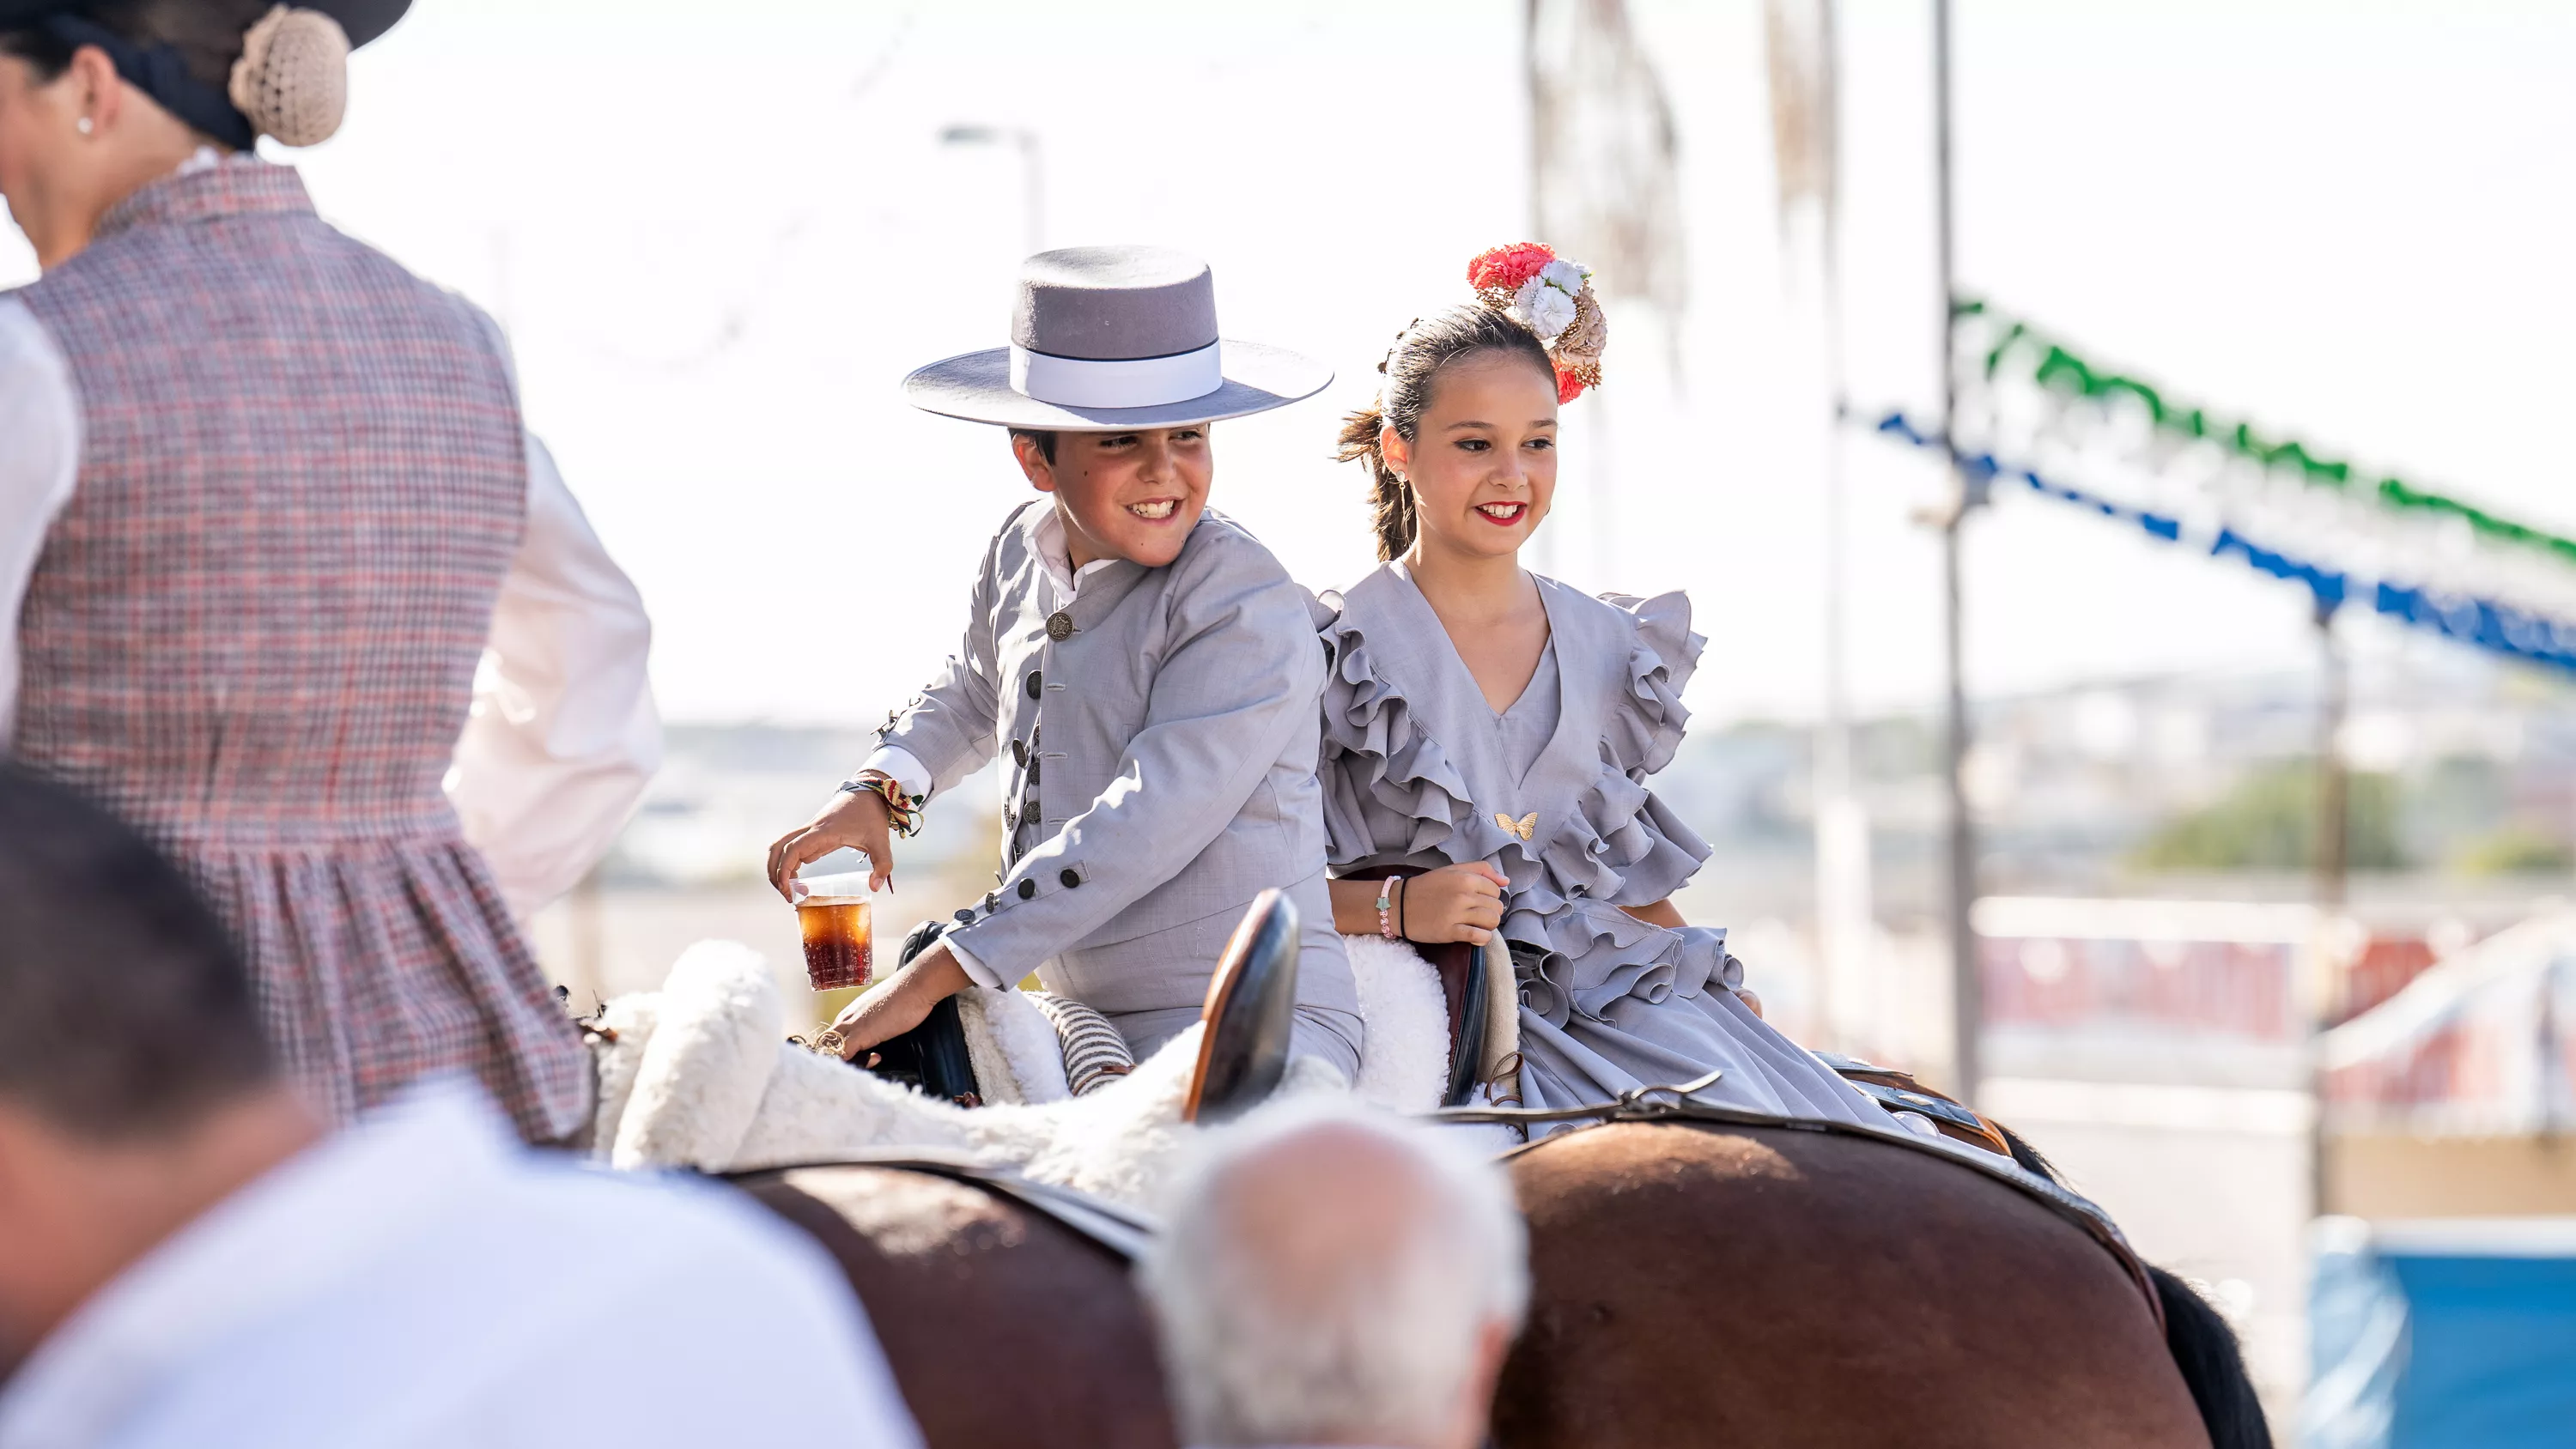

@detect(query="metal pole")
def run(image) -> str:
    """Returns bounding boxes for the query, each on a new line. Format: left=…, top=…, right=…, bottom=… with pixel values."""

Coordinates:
left=1933, top=0, right=1982, bottom=1104
left=1526, top=0, right=1542, bottom=239
left=2314, top=599, right=2348, bottom=910
left=1524, top=0, right=1556, bottom=580
left=2310, top=596, right=2347, bottom=1219
left=1815, top=1, right=1856, bottom=1053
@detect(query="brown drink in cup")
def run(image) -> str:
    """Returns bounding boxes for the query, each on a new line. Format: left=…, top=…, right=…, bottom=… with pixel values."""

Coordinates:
left=793, top=871, right=875, bottom=992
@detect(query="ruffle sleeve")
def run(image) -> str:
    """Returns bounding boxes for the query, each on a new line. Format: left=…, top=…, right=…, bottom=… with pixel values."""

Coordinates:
left=1315, top=597, right=1514, bottom=869
left=1598, top=589, right=1703, bottom=778
left=1537, top=590, right=1711, bottom=911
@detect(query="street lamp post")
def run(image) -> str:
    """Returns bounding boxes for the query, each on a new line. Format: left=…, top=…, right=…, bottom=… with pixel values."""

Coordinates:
left=1933, top=0, right=1984, bottom=1106
left=939, top=124, right=1045, bottom=257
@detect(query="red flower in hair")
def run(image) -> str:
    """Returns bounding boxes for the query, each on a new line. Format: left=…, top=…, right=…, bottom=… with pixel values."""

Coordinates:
left=1555, top=365, right=1587, bottom=403
left=1467, top=242, right=1558, bottom=294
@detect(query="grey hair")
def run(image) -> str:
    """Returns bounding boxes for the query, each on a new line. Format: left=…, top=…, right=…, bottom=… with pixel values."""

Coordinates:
left=1138, top=1098, right=1530, bottom=1446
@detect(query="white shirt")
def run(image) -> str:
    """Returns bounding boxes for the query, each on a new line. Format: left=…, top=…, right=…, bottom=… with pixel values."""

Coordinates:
left=0, top=1082, right=924, bottom=1449
left=859, top=504, right=1110, bottom=988
left=0, top=298, right=658, bottom=919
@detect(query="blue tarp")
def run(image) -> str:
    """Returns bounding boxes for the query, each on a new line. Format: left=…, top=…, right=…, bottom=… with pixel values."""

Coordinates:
left=2307, top=1218, right=2576, bottom=1447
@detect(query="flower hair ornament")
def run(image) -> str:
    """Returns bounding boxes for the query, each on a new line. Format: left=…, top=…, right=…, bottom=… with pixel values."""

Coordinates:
left=1467, top=241, right=1608, bottom=403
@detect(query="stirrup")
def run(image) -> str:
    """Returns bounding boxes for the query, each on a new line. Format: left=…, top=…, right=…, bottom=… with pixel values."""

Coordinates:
left=1184, top=888, right=1302, bottom=1125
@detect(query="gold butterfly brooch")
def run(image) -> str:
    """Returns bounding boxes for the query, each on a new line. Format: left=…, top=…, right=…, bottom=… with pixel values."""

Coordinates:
left=1493, top=811, right=1538, bottom=842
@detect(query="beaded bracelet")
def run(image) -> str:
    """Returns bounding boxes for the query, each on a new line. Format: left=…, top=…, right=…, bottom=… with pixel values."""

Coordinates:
left=840, top=769, right=925, bottom=838
left=1376, top=875, right=1404, bottom=941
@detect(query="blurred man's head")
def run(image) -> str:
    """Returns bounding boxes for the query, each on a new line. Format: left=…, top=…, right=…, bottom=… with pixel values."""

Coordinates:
left=1139, top=1100, right=1528, bottom=1449
left=0, top=762, right=313, bottom=1373
left=1009, top=424, right=1214, bottom=570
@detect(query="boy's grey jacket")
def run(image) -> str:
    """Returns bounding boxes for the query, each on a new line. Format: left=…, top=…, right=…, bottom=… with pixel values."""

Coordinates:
left=881, top=500, right=1361, bottom=1060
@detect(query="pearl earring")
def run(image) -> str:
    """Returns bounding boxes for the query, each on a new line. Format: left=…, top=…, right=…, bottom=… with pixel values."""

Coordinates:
left=76, top=117, right=94, bottom=134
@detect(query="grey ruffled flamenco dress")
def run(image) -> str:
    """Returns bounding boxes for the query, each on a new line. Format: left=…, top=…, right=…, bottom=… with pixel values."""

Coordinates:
left=1317, top=563, right=1893, bottom=1136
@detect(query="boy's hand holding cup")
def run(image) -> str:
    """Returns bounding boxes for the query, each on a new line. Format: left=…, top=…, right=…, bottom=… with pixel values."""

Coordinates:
left=768, top=786, right=898, bottom=899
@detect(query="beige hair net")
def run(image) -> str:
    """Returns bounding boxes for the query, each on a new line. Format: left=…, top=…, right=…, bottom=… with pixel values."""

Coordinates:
left=227, top=6, right=349, bottom=149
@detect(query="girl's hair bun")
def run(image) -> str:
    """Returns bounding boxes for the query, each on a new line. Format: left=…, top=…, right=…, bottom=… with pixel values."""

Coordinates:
left=228, top=6, right=350, bottom=149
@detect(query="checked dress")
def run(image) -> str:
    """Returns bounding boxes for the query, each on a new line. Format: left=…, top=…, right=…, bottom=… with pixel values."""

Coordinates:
left=8, top=159, right=592, bottom=1142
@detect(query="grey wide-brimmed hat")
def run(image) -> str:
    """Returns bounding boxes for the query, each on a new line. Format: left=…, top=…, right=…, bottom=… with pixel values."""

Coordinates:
left=904, top=246, right=1332, bottom=430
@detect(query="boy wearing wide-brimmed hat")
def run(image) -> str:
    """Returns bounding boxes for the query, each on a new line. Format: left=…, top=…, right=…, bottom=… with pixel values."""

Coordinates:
left=768, top=246, right=1365, bottom=1082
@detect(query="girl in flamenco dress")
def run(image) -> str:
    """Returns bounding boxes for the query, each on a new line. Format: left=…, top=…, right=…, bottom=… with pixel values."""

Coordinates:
left=1317, top=244, right=1891, bottom=1133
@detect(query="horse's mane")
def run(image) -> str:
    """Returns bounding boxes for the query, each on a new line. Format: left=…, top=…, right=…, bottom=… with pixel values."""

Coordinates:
left=1995, top=1122, right=2060, bottom=1183
left=2148, top=1264, right=2275, bottom=1448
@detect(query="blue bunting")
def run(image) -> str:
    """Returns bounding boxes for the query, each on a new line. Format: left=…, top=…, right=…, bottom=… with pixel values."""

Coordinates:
left=1869, top=412, right=2576, bottom=677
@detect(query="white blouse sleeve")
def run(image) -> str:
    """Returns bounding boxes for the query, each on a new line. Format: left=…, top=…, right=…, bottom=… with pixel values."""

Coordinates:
left=0, top=299, right=82, bottom=736
left=447, top=433, right=662, bottom=918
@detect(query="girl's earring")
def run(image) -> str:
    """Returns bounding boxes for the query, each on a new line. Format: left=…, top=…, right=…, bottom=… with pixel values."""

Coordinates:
left=76, top=116, right=94, bottom=134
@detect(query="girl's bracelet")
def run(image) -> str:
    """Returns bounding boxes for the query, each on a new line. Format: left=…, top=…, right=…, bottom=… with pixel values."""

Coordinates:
left=839, top=770, right=925, bottom=839
left=1376, top=875, right=1404, bottom=941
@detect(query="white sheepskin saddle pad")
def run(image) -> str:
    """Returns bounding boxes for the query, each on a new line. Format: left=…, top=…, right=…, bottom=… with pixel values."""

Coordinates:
left=589, top=934, right=1519, bottom=1210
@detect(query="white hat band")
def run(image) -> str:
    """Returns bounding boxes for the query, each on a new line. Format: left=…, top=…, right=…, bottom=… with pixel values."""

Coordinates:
left=1009, top=340, right=1224, bottom=410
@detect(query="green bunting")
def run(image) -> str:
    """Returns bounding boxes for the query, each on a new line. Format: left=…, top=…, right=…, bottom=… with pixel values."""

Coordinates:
left=1958, top=299, right=2576, bottom=569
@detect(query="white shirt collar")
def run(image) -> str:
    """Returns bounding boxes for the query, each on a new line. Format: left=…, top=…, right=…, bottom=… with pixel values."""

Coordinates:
left=173, top=145, right=233, bottom=179
left=0, top=1082, right=515, bottom=1449
left=1029, top=506, right=1121, bottom=603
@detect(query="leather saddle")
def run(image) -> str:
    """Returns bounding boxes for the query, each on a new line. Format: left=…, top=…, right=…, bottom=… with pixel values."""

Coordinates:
left=1379, top=866, right=1493, bottom=1108
left=1182, top=887, right=1301, bottom=1124
left=860, top=893, right=1303, bottom=1124
left=1816, top=1050, right=2014, bottom=1158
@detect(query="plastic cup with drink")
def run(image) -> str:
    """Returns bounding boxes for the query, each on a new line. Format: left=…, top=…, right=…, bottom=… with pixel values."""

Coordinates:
left=791, top=868, right=879, bottom=993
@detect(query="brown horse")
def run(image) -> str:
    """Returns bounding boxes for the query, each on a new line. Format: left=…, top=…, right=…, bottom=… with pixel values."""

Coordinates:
left=738, top=1161, right=1178, bottom=1449
left=736, top=1116, right=2268, bottom=1449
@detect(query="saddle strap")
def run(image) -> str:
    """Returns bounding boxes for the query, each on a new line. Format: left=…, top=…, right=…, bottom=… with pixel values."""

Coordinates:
left=741, top=1150, right=1160, bottom=1263
left=1849, top=1080, right=2016, bottom=1157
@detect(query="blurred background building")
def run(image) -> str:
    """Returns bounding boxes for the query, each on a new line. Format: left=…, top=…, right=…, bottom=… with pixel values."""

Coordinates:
left=13, top=0, right=2576, bottom=1439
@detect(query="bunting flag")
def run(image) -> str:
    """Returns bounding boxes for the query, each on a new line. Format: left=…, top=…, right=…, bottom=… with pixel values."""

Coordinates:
left=1957, top=300, right=2576, bottom=570
left=1870, top=412, right=2576, bottom=676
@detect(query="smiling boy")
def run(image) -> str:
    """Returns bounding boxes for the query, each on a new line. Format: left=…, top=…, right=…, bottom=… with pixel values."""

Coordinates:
left=767, top=247, right=1364, bottom=1082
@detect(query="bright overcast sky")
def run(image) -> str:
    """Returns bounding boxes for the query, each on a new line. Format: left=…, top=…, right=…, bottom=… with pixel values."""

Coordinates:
left=6, top=0, right=2571, bottom=726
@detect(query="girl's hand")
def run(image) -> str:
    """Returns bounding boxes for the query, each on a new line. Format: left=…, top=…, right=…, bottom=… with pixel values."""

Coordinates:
left=1403, top=862, right=1509, bottom=945
left=767, top=788, right=895, bottom=900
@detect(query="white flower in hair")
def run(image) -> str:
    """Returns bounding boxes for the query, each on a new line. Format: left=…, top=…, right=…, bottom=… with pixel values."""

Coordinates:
left=1538, top=258, right=1586, bottom=294
left=1511, top=276, right=1579, bottom=343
